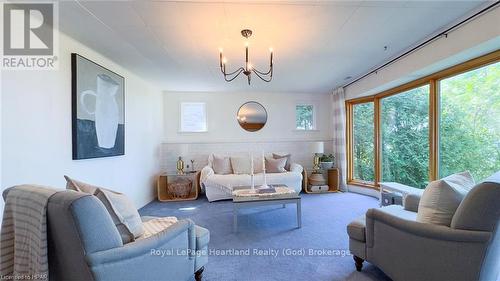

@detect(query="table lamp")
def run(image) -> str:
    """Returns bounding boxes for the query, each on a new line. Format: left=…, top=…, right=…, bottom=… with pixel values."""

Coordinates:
left=311, top=141, right=324, bottom=172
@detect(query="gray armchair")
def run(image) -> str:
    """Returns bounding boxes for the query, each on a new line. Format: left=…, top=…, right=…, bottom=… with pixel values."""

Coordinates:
left=47, top=190, right=209, bottom=281
left=347, top=172, right=500, bottom=281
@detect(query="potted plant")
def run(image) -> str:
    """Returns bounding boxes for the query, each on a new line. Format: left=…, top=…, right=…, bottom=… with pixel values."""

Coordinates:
left=319, top=154, right=335, bottom=170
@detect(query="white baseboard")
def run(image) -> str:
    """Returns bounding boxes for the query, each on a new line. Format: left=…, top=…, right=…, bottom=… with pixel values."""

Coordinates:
left=347, top=184, right=379, bottom=199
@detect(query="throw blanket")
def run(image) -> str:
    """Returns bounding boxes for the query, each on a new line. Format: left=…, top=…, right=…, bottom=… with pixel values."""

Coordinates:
left=139, top=217, right=178, bottom=239
left=0, top=185, right=57, bottom=279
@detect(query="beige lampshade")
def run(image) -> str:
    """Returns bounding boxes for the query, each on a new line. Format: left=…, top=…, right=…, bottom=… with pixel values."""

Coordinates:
left=310, top=141, right=324, bottom=154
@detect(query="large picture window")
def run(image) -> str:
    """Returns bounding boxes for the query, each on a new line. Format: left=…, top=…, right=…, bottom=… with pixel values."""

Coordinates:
left=439, top=61, right=500, bottom=181
left=381, top=85, right=429, bottom=188
left=346, top=50, right=499, bottom=189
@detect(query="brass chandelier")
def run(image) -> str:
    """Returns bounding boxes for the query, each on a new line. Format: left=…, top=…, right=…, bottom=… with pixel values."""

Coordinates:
left=219, top=29, right=273, bottom=85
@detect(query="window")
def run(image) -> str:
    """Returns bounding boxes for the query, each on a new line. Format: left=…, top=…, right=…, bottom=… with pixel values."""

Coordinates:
left=381, top=85, right=429, bottom=188
left=352, top=102, right=375, bottom=183
left=439, top=61, right=500, bottom=181
left=346, top=50, right=499, bottom=189
left=295, top=105, right=315, bottom=130
left=180, top=102, right=207, bottom=132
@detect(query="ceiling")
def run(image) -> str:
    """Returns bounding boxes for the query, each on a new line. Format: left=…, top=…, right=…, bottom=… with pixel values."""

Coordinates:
left=59, top=0, right=489, bottom=94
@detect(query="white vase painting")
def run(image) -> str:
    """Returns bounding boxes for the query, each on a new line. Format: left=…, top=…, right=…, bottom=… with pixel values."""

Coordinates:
left=72, top=54, right=125, bottom=159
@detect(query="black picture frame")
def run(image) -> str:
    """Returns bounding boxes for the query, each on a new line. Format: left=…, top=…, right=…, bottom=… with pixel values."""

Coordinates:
left=71, top=53, right=125, bottom=160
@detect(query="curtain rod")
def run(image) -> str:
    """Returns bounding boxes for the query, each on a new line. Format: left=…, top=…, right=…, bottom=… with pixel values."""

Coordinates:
left=342, top=2, right=500, bottom=89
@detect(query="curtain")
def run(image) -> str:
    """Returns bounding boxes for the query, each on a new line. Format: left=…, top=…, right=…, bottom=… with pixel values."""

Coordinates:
left=332, top=87, right=348, bottom=191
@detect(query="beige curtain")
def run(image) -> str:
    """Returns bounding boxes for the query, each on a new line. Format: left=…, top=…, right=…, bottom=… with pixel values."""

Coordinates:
left=332, top=87, right=347, bottom=191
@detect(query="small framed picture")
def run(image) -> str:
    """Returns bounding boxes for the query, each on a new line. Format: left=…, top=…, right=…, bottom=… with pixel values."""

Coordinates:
left=180, top=102, right=207, bottom=133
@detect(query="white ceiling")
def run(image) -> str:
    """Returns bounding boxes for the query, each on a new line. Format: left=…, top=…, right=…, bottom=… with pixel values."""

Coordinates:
left=59, top=0, right=489, bottom=94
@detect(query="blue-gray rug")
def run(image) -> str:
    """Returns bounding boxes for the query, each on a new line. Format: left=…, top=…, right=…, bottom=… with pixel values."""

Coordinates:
left=140, top=192, right=391, bottom=281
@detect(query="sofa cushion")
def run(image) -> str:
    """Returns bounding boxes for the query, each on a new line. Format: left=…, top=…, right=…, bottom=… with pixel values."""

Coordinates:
left=230, top=156, right=252, bottom=174
left=273, top=153, right=291, bottom=171
left=94, top=188, right=144, bottom=244
left=205, top=172, right=301, bottom=191
left=265, top=157, right=287, bottom=173
left=417, top=171, right=475, bottom=226
left=213, top=155, right=232, bottom=175
left=64, top=175, right=98, bottom=194
left=347, top=216, right=366, bottom=242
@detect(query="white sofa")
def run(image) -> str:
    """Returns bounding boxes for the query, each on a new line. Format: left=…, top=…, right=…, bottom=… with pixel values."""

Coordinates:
left=200, top=153, right=304, bottom=202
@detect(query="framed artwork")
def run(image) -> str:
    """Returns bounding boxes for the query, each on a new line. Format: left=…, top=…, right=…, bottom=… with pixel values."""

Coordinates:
left=71, top=53, right=125, bottom=160
left=180, top=102, right=207, bottom=132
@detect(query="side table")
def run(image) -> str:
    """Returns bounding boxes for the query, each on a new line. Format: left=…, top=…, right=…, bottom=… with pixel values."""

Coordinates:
left=304, top=168, right=340, bottom=193
left=157, top=172, right=200, bottom=202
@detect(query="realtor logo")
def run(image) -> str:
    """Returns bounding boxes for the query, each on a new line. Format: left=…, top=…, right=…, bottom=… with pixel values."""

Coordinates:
left=1, top=2, right=58, bottom=69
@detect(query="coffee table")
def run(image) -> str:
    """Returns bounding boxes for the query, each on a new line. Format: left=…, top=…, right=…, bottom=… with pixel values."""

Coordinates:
left=232, top=185, right=301, bottom=232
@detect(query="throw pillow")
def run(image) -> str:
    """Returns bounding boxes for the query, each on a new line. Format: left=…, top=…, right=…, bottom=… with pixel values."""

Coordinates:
left=94, top=188, right=144, bottom=244
left=416, top=171, right=475, bottom=226
left=230, top=156, right=252, bottom=174
left=212, top=155, right=232, bottom=175
left=64, top=175, right=98, bottom=194
left=265, top=157, right=287, bottom=173
left=273, top=153, right=291, bottom=171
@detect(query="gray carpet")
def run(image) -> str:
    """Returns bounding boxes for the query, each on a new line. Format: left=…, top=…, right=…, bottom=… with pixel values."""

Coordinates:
left=140, top=192, right=392, bottom=281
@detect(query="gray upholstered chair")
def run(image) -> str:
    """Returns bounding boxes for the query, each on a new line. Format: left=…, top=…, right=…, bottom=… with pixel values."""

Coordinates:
left=347, top=172, right=500, bottom=281
left=47, top=189, right=209, bottom=281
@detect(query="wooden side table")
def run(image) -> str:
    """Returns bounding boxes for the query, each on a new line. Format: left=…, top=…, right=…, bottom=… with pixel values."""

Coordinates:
left=303, top=168, right=340, bottom=193
left=327, top=168, right=340, bottom=192
left=157, top=172, right=199, bottom=202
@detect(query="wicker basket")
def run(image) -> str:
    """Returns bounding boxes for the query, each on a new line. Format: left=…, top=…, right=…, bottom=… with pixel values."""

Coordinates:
left=167, top=178, right=192, bottom=199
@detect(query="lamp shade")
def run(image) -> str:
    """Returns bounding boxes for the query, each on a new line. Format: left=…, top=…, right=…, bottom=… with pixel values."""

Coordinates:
left=311, top=141, right=324, bottom=154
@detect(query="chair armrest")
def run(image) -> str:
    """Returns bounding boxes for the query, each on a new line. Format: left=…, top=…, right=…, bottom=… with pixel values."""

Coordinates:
left=290, top=163, right=303, bottom=174
left=365, top=208, right=491, bottom=248
left=200, top=165, right=214, bottom=183
left=86, top=219, right=196, bottom=266
left=404, top=193, right=421, bottom=212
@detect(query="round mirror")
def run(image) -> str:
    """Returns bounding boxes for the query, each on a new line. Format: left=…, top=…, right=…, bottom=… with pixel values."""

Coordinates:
left=236, top=101, right=267, bottom=132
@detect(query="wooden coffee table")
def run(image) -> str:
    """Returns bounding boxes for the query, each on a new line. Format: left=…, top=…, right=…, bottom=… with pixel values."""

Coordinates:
left=232, top=185, right=301, bottom=232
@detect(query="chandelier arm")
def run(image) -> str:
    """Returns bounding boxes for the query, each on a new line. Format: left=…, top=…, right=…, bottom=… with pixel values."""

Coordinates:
left=220, top=66, right=245, bottom=76
left=253, top=66, right=272, bottom=76
left=224, top=68, right=245, bottom=82
left=251, top=69, right=273, bottom=82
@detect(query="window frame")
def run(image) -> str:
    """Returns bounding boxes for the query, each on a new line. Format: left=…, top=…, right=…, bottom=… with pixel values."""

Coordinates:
left=346, top=96, right=377, bottom=188
left=346, top=50, right=500, bottom=189
left=295, top=103, right=317, bottom=131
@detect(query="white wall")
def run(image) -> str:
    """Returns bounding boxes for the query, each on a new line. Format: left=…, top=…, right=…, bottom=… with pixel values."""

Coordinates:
left=0, top=33, right=164, bottom=212
left=164, top=91, right=332, bottom=143
left=161, top=91, right=333, bottom=171
left=345, top=7, right=500, bottom=99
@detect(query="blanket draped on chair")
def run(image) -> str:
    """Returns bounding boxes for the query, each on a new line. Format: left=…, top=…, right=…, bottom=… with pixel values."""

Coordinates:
left=0, top=185, right=57, bottom=279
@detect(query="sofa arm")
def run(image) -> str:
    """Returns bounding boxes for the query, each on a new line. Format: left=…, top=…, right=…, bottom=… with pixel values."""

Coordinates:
left=200, top=165, right=214, bottom=183
left=86, top=219, right=196, bottom=266
left=404, top=193, right=421, bottom=212
left=365, top=208, right=491, bottom=248
left=290, top=163, right=303, bottom=174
